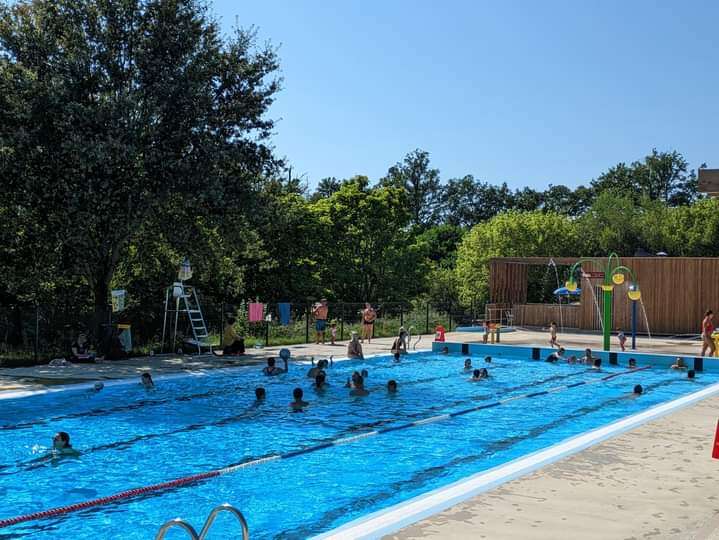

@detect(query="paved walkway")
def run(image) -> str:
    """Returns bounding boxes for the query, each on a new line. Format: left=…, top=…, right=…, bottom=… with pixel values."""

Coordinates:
left=388, top=393, right=719, bottom=540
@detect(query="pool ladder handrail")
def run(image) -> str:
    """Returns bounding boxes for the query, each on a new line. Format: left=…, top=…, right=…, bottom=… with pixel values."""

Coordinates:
left=155, top=503, right=249, bottom=540
left=408, top=325, right=421, bottom=350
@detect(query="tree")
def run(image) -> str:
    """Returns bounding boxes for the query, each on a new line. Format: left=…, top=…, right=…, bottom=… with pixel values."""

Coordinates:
left=455, top=211, right=579, bottom=303
left=577, top=191, right=641, bottom=256
left=381, top=149, right=441, bottom=228
left=0, top=0, right=280, bottom=332
left=311, top=177, right=342, bottom=201
left=310, top=179, right=426, bottom=301
left=591, top=149, right=697, bottom=205
left=440, top=176, right=514, bottom=227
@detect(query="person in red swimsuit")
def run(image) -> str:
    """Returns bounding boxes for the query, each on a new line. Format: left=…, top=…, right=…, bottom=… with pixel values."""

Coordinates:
left=701, top=310, right=715, bottom=357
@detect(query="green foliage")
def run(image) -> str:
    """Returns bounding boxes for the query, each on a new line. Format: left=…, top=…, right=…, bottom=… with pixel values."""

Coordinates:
left=309, top=178, right=426, bottom=301
left=381, top=149, right=441, bottom=228
left=0, top=0, right=280, bottom=329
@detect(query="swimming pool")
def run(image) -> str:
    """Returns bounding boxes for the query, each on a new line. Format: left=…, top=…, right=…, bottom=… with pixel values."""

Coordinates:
left=0, top=350, right=716, bottom=539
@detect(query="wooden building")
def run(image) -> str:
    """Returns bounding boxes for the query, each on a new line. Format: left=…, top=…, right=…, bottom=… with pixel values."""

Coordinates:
left=488, top=257, right=719, bottom=335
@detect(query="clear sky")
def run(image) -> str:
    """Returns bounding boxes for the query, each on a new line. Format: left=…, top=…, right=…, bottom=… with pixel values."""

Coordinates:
left=213, top=0, right=719, bottom=190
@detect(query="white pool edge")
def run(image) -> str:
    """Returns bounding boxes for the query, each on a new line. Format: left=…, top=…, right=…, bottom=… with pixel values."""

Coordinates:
left=313, top=379, right=719, bottom=540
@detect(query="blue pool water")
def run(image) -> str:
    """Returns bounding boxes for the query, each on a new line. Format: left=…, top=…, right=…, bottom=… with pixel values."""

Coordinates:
left=0, top=351, right=715, bottom=539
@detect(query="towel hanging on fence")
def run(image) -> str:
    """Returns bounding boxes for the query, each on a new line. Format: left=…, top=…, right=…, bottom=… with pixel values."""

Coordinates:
left=248, top=302, right=264, bottom=322
left=278, top=303, right=291, bottom=325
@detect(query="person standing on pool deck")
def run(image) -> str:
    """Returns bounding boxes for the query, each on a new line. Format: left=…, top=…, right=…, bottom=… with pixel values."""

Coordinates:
left=313, top=298, right=329, bottom=344
left=548, top=321, right=559, bottom=348
left=361, top=303, right=376, bottom=344
left=701, top=310, right=715, bottom=357
left=617, top=328, right=627, bottom=352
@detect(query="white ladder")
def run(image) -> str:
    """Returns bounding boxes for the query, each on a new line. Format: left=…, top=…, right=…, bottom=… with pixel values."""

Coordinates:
left=161, top=283, right=212, bottom=355
left=155, top=503, right=249, bottom=539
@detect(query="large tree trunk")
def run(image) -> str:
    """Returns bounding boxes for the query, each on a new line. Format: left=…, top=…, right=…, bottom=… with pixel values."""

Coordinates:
left=92, top=278, right=111, bottom=348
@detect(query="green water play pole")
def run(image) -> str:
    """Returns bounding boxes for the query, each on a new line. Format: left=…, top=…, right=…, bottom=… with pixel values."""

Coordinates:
left=566, top=253, right=640, bottom=352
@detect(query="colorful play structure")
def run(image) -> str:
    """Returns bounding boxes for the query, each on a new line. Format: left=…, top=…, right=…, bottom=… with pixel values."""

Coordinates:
left=565, top=253, right=641, bottom=351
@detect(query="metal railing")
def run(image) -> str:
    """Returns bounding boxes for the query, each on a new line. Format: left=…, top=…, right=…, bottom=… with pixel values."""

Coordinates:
left=155, top=503, right=249, bottom=540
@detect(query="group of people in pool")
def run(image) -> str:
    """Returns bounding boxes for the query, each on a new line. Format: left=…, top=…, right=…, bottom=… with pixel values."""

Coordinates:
left=252, top=355, right=400, bottom=411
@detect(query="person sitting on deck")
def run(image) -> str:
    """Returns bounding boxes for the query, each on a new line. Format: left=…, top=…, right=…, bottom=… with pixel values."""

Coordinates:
left=263, top=357, right=288, bottom=376
left=671, top=357, right=687, bottom=370
left=69, top=332, right=96, bottom=363
left=221, top=317, right=245, bottom=355
left=290, top=388, right=309, bottom=411
left=347, top=332, right=364, bottom=359
left=349, top=375, right=369, bottom=397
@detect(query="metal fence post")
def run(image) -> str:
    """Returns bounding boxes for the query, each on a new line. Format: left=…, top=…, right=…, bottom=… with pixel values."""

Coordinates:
left=305, top=303, right=310, bottom=344
left=34, top=304, right=39, bottom=363
left=425, top=302, right=430, bottom=334
left=340, top=303, right=345, bottom=341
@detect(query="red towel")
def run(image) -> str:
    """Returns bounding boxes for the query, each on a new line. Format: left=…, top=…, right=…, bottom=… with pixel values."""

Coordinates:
left=248, top=303, right=264, bottom=322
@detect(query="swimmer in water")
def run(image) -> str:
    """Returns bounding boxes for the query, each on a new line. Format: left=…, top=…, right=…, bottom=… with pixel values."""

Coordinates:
left=485, top=356, right=492, bottom=363
left=441, top=346, right=449, bottom=355
left=361, top=369, right=368, bottom=379
left=349, top=375, right=369, bottom=397
left=141, top=372, right=154, bottom=389
left=671, top=357, right=687, bottom=370
left=470, top=369, right=483, bottom=382
left=393, top=352, right=401, bottom=363
left=307, top=358, right=329, bottom=378
left=254, top=387, right=266, bottom=401
left=546, top=347, right=565, bottom=363
left=463, top=358, right=473, bottom=371
left=290, top=387, right=309, bottom=411
left=387, top=379, right=398, bottom=393
left=628, top=358, right=637, bottom=369
left=314, top=372, right=329, bottom=390
left=592, top=358, right=602, bottom=370
left=52, top=432, right=80, bottom=457
left=630, top=384, right=643, bottom=397
left=345, top=371, right=361, bottom=388
left=263, top=356, right=288, bottom=376
left=567, top=355, right=577, bottom=364
left=688, top=369, right=696, bottom=379
left=581, top=348, right=594, bottom=365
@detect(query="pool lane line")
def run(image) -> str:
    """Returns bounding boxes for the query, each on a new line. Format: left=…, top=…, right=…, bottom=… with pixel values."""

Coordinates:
left=0, top=366, right=647, bottom=529
left=0, top=366, right=596, bottom=475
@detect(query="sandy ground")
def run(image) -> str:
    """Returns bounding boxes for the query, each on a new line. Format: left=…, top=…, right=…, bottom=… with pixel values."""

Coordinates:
left=388, top=393, right=719, bottom=540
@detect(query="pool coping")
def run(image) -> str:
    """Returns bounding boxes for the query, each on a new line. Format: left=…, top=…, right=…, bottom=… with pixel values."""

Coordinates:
left=313, top=378, right=719, bottom=539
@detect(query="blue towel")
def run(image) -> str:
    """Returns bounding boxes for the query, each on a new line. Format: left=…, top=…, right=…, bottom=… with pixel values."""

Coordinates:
left=278, top=302, right=291, bottom=325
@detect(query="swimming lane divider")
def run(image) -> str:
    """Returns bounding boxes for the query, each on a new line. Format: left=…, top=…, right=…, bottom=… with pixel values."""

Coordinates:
left=0, top=366, right=650, bottom=529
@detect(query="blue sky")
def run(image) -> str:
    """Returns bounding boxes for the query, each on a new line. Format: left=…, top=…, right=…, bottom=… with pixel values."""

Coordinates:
left=213, top=0, right=718, bottom=190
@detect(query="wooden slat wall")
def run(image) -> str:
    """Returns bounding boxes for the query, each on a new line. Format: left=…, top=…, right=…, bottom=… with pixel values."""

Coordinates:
left=514, top=304, right=580, bottom=329
left=489, top=261, right=528, bottom=304
left=490, top=257, right=719, bottom=335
